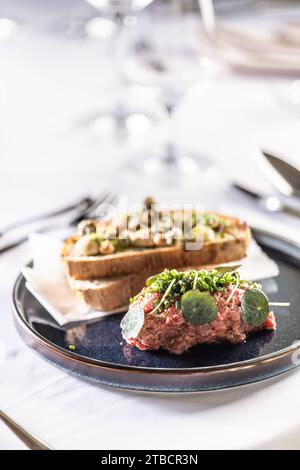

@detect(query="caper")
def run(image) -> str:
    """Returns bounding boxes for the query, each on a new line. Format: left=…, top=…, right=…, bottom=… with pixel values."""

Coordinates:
left=224, top=226, right=240, bottom=240
left=192, top=226, right=216, bottom=242
left=153, top=233, right=168, bottom=247
left=144, top=196, right=155, bottom=211
left=99, top=240, right=115, bottom=255
left=74, top=235, right=99, bottom=256
left=130, top=229, right=155, bottom=248
left=127, top=216, right=141, bottom=231
left=77, top=219, right=97, bottom=236
left=158, top=215, right=173, bottom=232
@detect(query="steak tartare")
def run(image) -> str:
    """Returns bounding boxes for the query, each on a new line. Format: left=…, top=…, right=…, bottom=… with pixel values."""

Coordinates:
left=121, top=268, right=276, bottom=354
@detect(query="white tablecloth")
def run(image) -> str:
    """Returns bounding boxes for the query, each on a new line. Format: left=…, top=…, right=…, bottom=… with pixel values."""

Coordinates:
left=1, top=3, right=300, bottom=450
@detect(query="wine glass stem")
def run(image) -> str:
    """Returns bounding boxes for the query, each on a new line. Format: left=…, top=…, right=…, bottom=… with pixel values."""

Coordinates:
left=113, top=14, right=126, bottom=84
left=111, top=13, right=129, bottom=120
left=163, top=103, right=179, bottom=166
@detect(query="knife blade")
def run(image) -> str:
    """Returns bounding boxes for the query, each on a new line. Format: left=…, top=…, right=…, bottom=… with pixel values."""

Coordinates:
left=260, top=150, right=300, bottom=197
left=232, top=183, right=300, bottom=218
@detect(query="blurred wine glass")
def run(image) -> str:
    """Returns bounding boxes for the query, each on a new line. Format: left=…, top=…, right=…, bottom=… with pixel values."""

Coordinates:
left=81, top=0, right=164, bottom=143
left=123, top=2, right=219, bottom=186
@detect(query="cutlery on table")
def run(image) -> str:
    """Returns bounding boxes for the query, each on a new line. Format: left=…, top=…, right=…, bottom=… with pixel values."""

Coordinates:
left=259, top=150, right=300, bottom=198
left=0, top=191, right=116, bottom=255
left=0, top=410, right=52, bottom=450
left=232, top=183, right=300, bottom=219
left=0, top=195, right=92, bottom=237
left=70, top=191, right=116, bottom=225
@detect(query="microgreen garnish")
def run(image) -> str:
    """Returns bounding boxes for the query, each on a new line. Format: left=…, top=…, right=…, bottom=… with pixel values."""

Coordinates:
left=145, top=274, right=159, bottom=287
left=149, top=279, right=176, bottom=315
left=142, top=268, right=250, bottom=317
left=148, top=268, right=246, bottom=298
left=226, top=273, right=240, bottom=304
left=193, top=271, right=199, bottom=290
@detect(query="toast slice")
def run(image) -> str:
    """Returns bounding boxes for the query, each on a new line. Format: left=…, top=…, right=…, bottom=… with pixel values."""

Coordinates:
left=67, top=271, right=152, bottom=312
left=62, top=214, right=251, bottom=281
left=67, top=262, right=243, bottom=312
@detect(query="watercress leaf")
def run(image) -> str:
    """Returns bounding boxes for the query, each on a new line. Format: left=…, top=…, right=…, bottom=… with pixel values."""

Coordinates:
left=181, top=290, right=218, bottom=325
left=241, top=288, right=270, bottom=326
left=120, top=304, right=144, bottom=340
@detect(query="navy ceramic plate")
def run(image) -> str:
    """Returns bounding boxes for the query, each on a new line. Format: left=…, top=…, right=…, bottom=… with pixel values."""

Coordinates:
left=13, top=229, right=300, bottom=393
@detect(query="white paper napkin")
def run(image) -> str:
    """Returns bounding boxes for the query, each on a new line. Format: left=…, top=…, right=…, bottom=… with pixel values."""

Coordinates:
left=22, top=234, right=125, bottom=326
left=22, top=233, right=279, bottom=327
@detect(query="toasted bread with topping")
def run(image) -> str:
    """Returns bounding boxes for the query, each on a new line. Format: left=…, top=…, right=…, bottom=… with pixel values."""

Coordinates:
left=62, top=211, right=250, bottom=281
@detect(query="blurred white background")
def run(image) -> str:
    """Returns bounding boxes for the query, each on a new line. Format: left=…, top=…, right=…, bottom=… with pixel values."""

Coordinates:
left=1, top=0, right=299, bottom=227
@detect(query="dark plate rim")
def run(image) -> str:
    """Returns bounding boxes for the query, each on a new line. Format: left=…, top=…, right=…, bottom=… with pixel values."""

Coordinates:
left=12, top=227, right=300, bottom=376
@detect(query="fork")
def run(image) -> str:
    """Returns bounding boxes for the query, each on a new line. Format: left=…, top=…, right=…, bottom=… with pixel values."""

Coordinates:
left=0, top=196, right=92, bottom=238
left=0, top=410, right=52, bottom=450
left=0, top=191, right=117, bottom=255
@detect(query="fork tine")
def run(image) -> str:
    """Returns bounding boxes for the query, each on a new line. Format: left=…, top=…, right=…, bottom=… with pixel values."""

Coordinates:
left=88, top=197, right=116, bottom=219
left=83, top=192, right=116, bottom=217
left=70, top=191, right=117, bottom=225
left=0, top=192, right=118, bottom=255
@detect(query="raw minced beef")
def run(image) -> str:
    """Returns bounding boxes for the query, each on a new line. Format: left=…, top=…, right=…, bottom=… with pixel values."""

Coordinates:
left=126, top=287, right=276, bottom=354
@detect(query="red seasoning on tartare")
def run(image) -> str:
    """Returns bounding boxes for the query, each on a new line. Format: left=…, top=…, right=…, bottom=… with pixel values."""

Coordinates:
left=121, top=268, right=276, bottom=355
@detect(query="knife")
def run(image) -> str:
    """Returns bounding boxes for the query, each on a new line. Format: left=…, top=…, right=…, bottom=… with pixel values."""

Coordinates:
left=0, top=410, right=52, bottom=450
left=232, top=183, right=300, bottom=219
left=259, top=150, right=300, bottom=197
